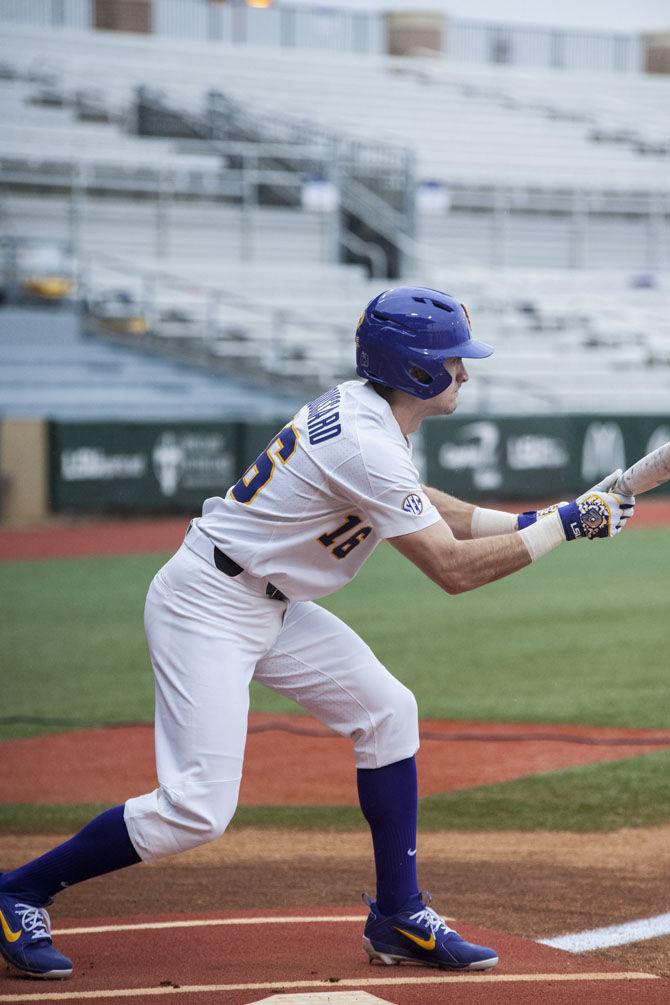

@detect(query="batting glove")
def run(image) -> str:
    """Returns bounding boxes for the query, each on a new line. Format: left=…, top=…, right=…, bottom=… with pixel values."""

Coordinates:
left=558, top=469, right=635, bottom=540
left=516, top=500, right=569, bottom=530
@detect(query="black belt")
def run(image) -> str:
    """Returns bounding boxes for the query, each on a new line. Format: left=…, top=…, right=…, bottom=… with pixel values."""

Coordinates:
left=213, top=546, right=288, bottom=603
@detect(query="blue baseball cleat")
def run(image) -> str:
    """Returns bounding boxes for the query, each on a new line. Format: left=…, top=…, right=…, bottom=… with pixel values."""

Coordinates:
left=362, top=891, right=498, bottom=971
left=0, top=891, right=72, bottom=980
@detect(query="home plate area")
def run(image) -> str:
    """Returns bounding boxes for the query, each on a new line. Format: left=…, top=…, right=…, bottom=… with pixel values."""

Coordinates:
left=0, top=909, right=667, bottom=1005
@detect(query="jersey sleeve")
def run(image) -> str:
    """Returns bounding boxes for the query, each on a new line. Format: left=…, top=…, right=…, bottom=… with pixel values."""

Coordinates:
left=336, top=431, right=441, bottom=539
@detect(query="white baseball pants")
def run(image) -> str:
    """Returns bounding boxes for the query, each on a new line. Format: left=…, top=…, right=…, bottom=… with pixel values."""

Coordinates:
left=124, top=541, right=419, bottom=863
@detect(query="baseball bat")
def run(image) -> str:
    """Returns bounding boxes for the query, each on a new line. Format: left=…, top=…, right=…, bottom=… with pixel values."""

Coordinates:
left=613, top=441, right=670, bottom=496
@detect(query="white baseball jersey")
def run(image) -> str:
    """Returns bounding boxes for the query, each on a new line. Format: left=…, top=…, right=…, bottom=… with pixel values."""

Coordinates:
left=127, top=378, right=430, bottom=861
left=193, top=380, right=441, bottom=601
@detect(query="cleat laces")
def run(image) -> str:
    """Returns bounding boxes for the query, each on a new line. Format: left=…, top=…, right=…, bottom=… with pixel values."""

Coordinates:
left=15, top=904, right=52, bottom=942
left=409, top=903, right=454, bottom=939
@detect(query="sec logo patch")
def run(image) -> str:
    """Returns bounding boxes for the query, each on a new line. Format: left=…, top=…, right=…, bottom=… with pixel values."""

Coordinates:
left=402, top=494, right=423, bottom=515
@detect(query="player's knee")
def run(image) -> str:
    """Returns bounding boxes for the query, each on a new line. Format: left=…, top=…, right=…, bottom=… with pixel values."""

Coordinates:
left=124, top=780, right=240, bottom=862
left=357, top=679, right=419, bottom=767
left=199, top=818, right=229, bottom=844
left=185, top=799, right=236, bottom=846
left=389, top=682, right=419, bottom=748
left=398, top=681, right=419, bottom=721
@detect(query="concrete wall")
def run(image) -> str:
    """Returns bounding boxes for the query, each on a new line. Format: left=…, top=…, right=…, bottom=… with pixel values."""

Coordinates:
left=386, top=11, right=443, bottom=57
left=0, top=419, right=49, bottom=526
left=94, top=0, right=151, bottom=33
left=645, top=31, right=670, bottom=74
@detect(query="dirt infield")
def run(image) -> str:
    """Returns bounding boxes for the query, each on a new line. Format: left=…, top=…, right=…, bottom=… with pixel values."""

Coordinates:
left=2, top=714, right=670, bottom=807
left=1, top=497, right=669, bottom=562
left=2, top=507, right=669, bottom=998
left=3, top=714, right=670, bottom=988
left=0, top=906, right=666, bottom=1004
left=1, top=829, right=669, bottom=998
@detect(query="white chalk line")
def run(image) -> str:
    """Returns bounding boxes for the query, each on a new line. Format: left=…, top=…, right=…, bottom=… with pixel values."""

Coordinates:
left=53, top=915, right=368, bottom=936
left=539, top=910, right=670, bottom=952
left=0, top=972, right=660, bottom=1002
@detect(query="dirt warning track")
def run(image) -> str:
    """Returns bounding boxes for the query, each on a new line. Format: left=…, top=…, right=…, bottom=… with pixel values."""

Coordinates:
left=1, top=497, right=668, bottom=563
left=2, top=715, right=670, bottom=808
left=0, top=909, right=666, bottom=1005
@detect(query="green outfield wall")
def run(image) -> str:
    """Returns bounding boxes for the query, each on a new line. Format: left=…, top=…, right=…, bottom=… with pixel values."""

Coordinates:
left=49, top=421, right=242, bottom=513
left=48, top=415, right=670, bottom=514
left=422, top=415, right=670, bottom=500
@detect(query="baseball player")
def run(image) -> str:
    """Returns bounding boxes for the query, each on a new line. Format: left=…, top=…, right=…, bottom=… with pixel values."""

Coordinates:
left=0, top=287, right=634, bottom=979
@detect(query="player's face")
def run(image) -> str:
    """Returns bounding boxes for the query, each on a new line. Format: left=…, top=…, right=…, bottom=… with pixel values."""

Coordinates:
left=432, top=357, right=469, bottom=414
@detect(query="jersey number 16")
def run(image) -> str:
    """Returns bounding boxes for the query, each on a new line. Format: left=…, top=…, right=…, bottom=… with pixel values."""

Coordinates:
left=319, top=515, right=372, bottom=559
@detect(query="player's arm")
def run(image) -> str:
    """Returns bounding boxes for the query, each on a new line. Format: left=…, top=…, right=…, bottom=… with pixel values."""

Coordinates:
left=390, top=474, right=634, bottom=596
left=389, top=517, right=531, bottom=594
left=422, top=485, right=516, bottom=540
left=423, top=468, right=634, bottom=542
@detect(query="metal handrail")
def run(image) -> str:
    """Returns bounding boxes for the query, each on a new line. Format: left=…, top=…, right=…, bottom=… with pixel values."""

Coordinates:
left=200, top=90, right=415, bottom=271
left=338, top=230, right=388, bottom=280
left=206, top=90, right=412, bottom=175
left=79, top=247, right=352, bottom=341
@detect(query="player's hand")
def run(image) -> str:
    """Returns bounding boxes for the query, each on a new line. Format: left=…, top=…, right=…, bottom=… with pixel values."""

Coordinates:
left=586, top=469, right=635, bottom=531
left=558, top=469, right=635, bottom=540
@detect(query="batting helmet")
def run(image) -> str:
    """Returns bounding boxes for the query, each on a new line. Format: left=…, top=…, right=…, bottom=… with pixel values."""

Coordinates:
left=355, top=286, right=494, bottom=399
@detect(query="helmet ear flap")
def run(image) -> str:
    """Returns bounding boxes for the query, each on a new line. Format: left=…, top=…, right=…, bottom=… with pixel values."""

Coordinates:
left=406, top=363, right=453, bottom=394
left=408, top=364, right=433, bottom=387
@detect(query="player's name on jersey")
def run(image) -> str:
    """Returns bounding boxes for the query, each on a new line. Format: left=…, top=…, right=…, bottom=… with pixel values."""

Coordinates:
left=307, top=387, right=342, bottom=445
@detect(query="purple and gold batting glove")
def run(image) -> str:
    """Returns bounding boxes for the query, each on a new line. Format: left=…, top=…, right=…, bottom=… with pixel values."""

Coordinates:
left=517, top=469, right=635, bottom=540
left=516, top=501, right=569, bottom=531
left=559, top=470, right=634, bottom=541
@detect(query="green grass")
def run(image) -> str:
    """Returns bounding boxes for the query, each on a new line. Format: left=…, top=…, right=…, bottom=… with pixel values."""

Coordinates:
left=417, top=748, right=670, bottom=832
left=0, top=804, right=115, bottom=835
left=322, top=529, right=669, bottom=728
left=0, top=554, right=161, bottom=740
left=3, top=751, right=669, bottom=834
left=1, top=528, right=668, bottom=741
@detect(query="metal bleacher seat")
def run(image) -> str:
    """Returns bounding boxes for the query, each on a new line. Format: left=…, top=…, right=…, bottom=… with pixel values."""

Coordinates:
left=1, top=23, right=668, bottom=412
left=0, top=304, right=302, bottom=420
left=2, top=22, right=668, bottom=193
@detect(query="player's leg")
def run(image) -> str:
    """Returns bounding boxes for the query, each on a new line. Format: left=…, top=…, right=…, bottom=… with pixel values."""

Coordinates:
left=255, top=599, right=419, bottom=907
left=254, top=601, right=497, bottom=971
left=0, top=802, right=136, bottom=979
left=0, top=544, right=284, bottom=979
left=123, top=545, right=285, bottom=861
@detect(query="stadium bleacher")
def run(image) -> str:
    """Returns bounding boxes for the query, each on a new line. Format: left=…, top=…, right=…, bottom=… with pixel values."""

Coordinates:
left=429, top=268, right=670, bottom=414
left=2, top=23, right=668, bottom=190
left=2, top=195, right=332, bottom=266
left=0, top=21, right=668, bottom=417
left=0, top=305, right=301, bottom=420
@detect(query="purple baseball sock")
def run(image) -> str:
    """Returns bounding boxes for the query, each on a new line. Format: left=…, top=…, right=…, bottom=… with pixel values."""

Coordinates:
left=357, top=755, right=419, bottom=916
left=0, top=805, right=141, bottom=905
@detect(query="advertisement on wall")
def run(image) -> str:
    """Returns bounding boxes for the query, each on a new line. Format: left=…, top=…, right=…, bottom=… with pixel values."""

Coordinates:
left=50, top=415, right=670, bottom=514
left=51, top=422, right=240, bottom=512
left=424, top=416, right=670, bottom=500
